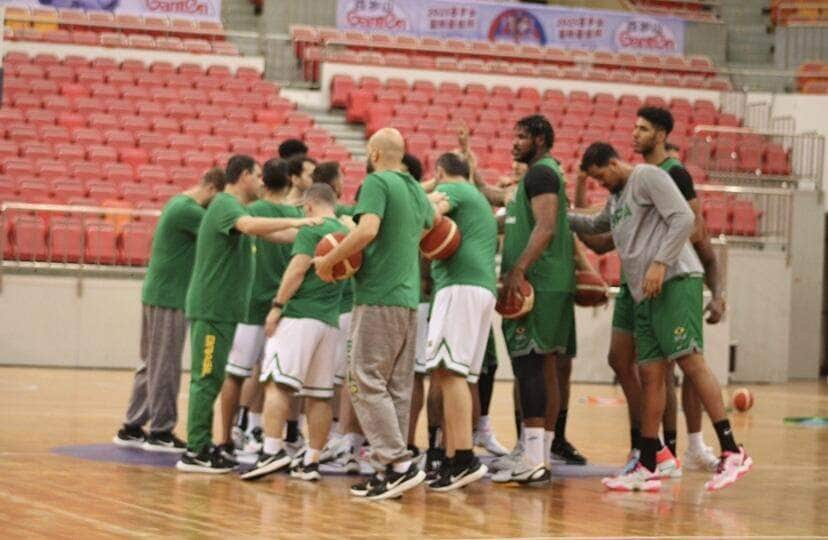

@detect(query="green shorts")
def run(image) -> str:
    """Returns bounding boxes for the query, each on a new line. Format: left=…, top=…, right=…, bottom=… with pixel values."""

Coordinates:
left=635, top=276, right=704, bottom=365
left=612, top=282, right=635, bottom=334
left=502, top=291, right=576, bottom=357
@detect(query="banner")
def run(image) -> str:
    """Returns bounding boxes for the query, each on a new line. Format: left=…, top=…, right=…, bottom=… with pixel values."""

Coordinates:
left=0, top=0, right=221, bottom=20
left=336, top=0, right=685, bottom=56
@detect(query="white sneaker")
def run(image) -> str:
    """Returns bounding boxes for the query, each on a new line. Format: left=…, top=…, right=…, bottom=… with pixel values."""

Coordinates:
left=684, top=445, right=720, bottom=472
left=509, top=455, right=550, bottom=485
left=489, top=443, right=524, bottom=472
left=655, top=447, right=682, bottom=479
left=620, top=449, right=641, bottom=475
left=704, top=447, right=753, bottom=491
left=473, top=428, right=509, bottom=456
left=602, top=463, right=661, bottom=492
left=231, top=426, right=246, bottom=451
left=320, top=434, right=350, bottom=463
left=333, top=451, right=361, bottom=474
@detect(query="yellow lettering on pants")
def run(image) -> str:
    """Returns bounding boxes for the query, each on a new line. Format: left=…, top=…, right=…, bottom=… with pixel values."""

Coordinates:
left=202, top=334, right=216, bottom=377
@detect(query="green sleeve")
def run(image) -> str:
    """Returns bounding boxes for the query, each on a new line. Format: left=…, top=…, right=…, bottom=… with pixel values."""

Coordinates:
left=436, top=184, right=459, bottom=214
left=291, top=226, right=318, bottom=257
left=335, top=204, right=356, bottom=217
left=421, top=187, right=435, bottom=230
left=353, top=175, right=386, bottom=221
left=180, top=203, right=205, bottom=236
left=217, top=198, right=248, bottom=236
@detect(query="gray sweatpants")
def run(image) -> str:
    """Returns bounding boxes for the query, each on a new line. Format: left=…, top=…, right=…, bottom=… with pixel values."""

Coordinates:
left=347, top=305, right=417, bottom=471
left=124, top=304, right=188, bottom=433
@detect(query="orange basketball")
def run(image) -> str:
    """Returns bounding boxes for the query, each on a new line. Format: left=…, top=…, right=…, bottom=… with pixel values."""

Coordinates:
left=732, top=387, right=754, bottom=412
left=575, top=270, right=608, bottom=307
left=495, top=278, right=535, bottom=320
left=420, top=215, right=462, bottom=260
left=315, top=232, right=362, bottom=281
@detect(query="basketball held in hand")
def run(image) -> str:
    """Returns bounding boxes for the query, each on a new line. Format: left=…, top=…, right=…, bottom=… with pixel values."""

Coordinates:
left=315, top=232, right=362, bottom=280
left=420, top=215, right=462, bottom=260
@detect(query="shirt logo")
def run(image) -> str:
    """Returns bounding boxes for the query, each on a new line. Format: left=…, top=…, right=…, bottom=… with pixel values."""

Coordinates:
left=611, top=205, right=633, bottom=227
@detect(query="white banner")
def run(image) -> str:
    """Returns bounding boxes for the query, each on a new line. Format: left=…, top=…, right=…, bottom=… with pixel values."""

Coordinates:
left=0, top=0, right=221, bottom=21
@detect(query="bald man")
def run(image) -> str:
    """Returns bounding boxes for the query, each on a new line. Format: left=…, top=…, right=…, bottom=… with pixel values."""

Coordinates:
left=315, top=128, right=435, bottom=501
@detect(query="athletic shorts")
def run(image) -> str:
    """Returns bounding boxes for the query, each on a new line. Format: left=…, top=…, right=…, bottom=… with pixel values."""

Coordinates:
left=635, top=276, right=704, bottom=365
left=260, top=317, right=339, bottom=399
left=612, top=283, right=635, bottom=335
left=414, top=302, right=430, bottom=375
left=226, top=323, right=266, bottom=378
left=334, top=311, right=352, bottom=385
left=501, top=290, right=576, bottom=358
left=425, top=285, right=496, bottom=384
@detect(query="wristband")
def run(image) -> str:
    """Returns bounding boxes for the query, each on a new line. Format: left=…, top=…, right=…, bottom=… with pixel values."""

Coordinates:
left=271, top=301, right=284, bottom=310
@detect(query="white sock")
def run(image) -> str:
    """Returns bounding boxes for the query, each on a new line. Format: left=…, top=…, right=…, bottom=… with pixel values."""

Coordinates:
left=264, top=437, right=284, bottom=455
left=544, top=431, right=555, bottom=467
left=478, top=415, right=492, bottom=432
left=392, top=459, right=412, bottom=474
left=524, top=427, right=545, bottom=468
left=688, top=431, right=704, bottom=451
left=346, top=432, right=365, bottom=452
left=304, top=448, right=320, bottom=465
left=329, top=422, right=339, bottom=439
left=247, top=413, right=262, bottom=433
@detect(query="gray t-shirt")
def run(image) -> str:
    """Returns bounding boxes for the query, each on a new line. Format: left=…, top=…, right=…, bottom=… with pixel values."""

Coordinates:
left=569, top=164, right=703, bottom=303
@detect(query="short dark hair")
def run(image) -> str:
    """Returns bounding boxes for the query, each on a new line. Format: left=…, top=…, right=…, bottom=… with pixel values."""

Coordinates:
left=402, top=153, right=423, bottom=182
left=665, top=141, right=681, bottom=152
left=303, top=183, right=337, bottom=207
left=435, top=152, right=470, bottom=178
left=287, top=155, right=317, bottom=178
left=201, top=167, right=226, bottom=191
left=516, top=114, right=554, bottom=149
left=311, top=161, right=341, bottom=187
left=262, top=158, right=290, bottom=191
left=637, top=106, right=674, bottom=135
left=580, top=142, right=620, bottom=171
left=278, top=138, right=308, bottom=160
left=225, top=155, right=257, bottom=184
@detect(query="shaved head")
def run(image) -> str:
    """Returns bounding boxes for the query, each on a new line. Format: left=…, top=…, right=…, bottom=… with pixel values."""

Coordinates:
left=367, top=127, right=405, bottom=172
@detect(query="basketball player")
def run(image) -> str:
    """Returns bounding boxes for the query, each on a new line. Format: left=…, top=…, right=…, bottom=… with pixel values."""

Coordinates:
left=114, top=168, right=226, bottom=451
left=176, top=155, right=320, bottom=474
left=570, top=143, right=752, bottom=492
left=278, top=138, right=308, bottom=160
left=315, top=128, right=434, bottom=501
left=241, top=184, right=349, bottom=481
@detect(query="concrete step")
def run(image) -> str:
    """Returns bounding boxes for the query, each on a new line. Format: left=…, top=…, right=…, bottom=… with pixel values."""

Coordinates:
left=300, top=105, right=367, bottom=161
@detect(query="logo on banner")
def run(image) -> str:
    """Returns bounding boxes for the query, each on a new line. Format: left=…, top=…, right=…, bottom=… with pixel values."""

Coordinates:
left=343, top=0, right=410, bottom=32
left=488, top=8, right=546, bottom=45
left=144, top=0, right=215, bottom=15
left=614, top=17, right=677, bottom=53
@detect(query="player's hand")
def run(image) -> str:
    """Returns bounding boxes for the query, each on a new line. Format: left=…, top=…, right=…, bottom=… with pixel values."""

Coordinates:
left=642, top=262, right=667, bottom=298
left=704, top=296, right=726, bottom=324
left=265, top=307, right=282, bottom=337
left=298, top=217, right=324, bottom=227
left=502, top=267, right=526, bottom=304
left=312, top=256, right=336, bottom=283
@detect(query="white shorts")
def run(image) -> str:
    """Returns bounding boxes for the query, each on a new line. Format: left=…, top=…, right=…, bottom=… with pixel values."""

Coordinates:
left=334, top=311, right=352, bottom=385
left=425, top=285, right=496, bottom=384
left=260, top=317, right=339, bottom=399
left=226, top=323, right=266, bottom=378
left=414, top=302, right=430, bottom=375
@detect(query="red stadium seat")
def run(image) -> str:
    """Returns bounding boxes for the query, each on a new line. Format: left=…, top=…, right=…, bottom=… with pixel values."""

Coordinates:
left=49, top=216, right=83, bottom=261
left=104, top=163, right=136, bottom=184
left=119, top=222, right=153, bottom=265
left=730, top=200, right=759, bottom=236
left=85, top=221, right=118, bottom=264
left=11, top=215, right=48, bottom=261
left=703, top=200, right=730, bottom=235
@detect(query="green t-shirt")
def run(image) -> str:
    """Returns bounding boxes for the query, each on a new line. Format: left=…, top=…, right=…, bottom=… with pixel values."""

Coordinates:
left=336, top=204, right=356, bottom=217
left=141, top=194, right=204, bottom=310
left=283, top=217, right=348, bottom=326
left=352, top=171, right=435, bottom=309
left=501, top=156, right=575, bottom=293
left=339, top=279, right=354, bottom=314
left=245, top=201, right=304, bottom=325
left=431, top=182, right=497, bottom=295
left=185, top=192, right=254, bottom=323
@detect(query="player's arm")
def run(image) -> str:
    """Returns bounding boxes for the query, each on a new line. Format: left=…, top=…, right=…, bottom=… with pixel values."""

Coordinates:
left=568, top=202, right=612, bottom=236
left=573, top=238, right=600, bottom=275
left=262, top=228, right=300, bottom=244
left=472, top=173, right=508, bottom=207
left=428, top=190, right=453, bottom=218
left=574, top=170, right=590, bottom=209
left=265, top=254, right=312, bottom=336
left=235, top=215, right=320, bottom=237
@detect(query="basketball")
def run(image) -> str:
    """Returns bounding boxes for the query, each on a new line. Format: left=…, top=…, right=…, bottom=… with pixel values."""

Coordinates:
left=732, top=387, right=754, bottom=412
left=420, top=215, right=462, bottom=260
left=315, top=232, right=362, bottom=280
left=496, top=278, right=535, bottom=319
left=574, top=270, right=608, bottom=307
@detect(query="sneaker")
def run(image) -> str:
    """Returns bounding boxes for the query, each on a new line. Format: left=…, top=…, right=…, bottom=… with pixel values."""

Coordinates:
left=350, top=472, right=384, bottom=497
left=655, top=447, right=682, bottom=479
left=241, top=428, right=263, bottom=454
left=239, top=449, right=292, bottom=481
left=216, top=442, right=239, bottom=467
left=425, top=447, right=445, bottom=482
left=602, top=463, right=661, bottom=492
left=231, top=425, right=246, bottom=451
left=285, top=434, right=306, bottom=457
left=176, top=447, right=235, bottom=474
left=473, top=428, right=508, bottom=456
left=510, top=456, right=551, bottom=485
left=429, top=457, right=488, bottom=492
left=290, top=447, right=307, bottom=469
left=491, top=468, right=515, bottom=483
left=336, top=451, right=361, bottom=475
left=113, top=426, right=147, bottom=449
left=367, top=464, right=426, bottom=501
left=490, top=443, right=524, bottom=472
left=426, top=459, right=452, bottom=487
left=143, top=431, right=186, bottom=453
left=620, top=449, right=641, bottom=475
left=684, top=444, right=720, bottom=472
left=551, top=439, right=588, bottom=465
left=704, top=447, right=753, bottom=491
left=290, top=461, right=321, bottom=481
left=320, top=435, right=350, bottom=463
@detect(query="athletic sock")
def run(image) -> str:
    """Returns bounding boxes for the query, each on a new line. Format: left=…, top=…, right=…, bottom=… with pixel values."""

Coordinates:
left=264, top=437, right=284, bottom=455
left=304, top=448, right=320, bottom=465
left=235, top=406, right=250, bottom=430
left=543, top=430, right=554, bottom=467
left=407, top=444, right=420, bottom=457
left=285, top=420, right=299, bottom=443
left=524, top=427, right=545, bottom=467
left=554, top=409, right=568, bottom=441
left=687, top=431, right=704, bottom=451
left=630, top=427, right=642, bottom=451
left=392, top=459, right=412, bottom=474
left=477, top=415, right=492, bottom=432
left=247, top=412, right=262, bottom=432
left=514, top=409, right=523, bottom=440
left=454, top=449, right=473, bottom=468
left=713, top=419, right=739, bottom=453
left=640, top=437, right=660, bottom=472
left=664, top=430, right=677, bottom=456
left=427, top=425, right=442, bottom=449
left=478, top=369, right=495, bottom=416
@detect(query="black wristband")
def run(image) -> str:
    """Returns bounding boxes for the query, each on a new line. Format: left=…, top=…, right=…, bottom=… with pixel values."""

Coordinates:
left=271, top=300, right=284, bottom=310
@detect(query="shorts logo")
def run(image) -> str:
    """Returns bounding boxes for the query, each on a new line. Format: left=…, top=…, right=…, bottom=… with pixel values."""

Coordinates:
left=202, top=334, right=216, bottom=376
left=347, top=370, right=358, bottom=395
left=673, top=326, right=687, bottom=343
left=516, top=327, right=526, bottom=335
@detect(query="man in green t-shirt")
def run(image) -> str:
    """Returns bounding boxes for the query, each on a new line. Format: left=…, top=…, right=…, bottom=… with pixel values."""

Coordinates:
left=176, top=155, right=321, bottom=474
left=241, top=184, right=348, bottom=481
left=314, top=128, right=435, bottom=501
left=114, top=168, right=226, bottom=452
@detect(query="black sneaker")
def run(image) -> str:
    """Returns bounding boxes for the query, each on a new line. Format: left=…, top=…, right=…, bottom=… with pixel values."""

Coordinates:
left=113, top=425, right=147, bottom=448
left=176, top=447, right=235, bottom=474
left=425, top=447, right=445, bottom=482
left=551, top=439, right=588, bottom=465
left=240, top=449, right=291, bottom=480
left=350, top=472, right=384, bottom=497
left=429, top=457, right=488, bottom=492
left=290, top=461, right=321, bottom=481
left=367, top=463, right=426, bottom=501
left=143, top=431, right=186, bottom=453
left=426, top=458, right=452, bottom=487
left=216, top=442, right=239, bottom=466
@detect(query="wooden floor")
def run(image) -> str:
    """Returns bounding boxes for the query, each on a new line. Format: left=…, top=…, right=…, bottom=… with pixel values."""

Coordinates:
left=1, top=367, right=827, bottom=539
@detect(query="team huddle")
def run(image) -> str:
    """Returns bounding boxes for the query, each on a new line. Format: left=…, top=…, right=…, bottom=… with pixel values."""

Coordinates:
left=114, top=107, right=752, bottom=501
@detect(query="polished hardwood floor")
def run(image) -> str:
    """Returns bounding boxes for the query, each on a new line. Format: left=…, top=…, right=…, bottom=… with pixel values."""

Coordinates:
left=1, top=367, right=827, bottom=538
